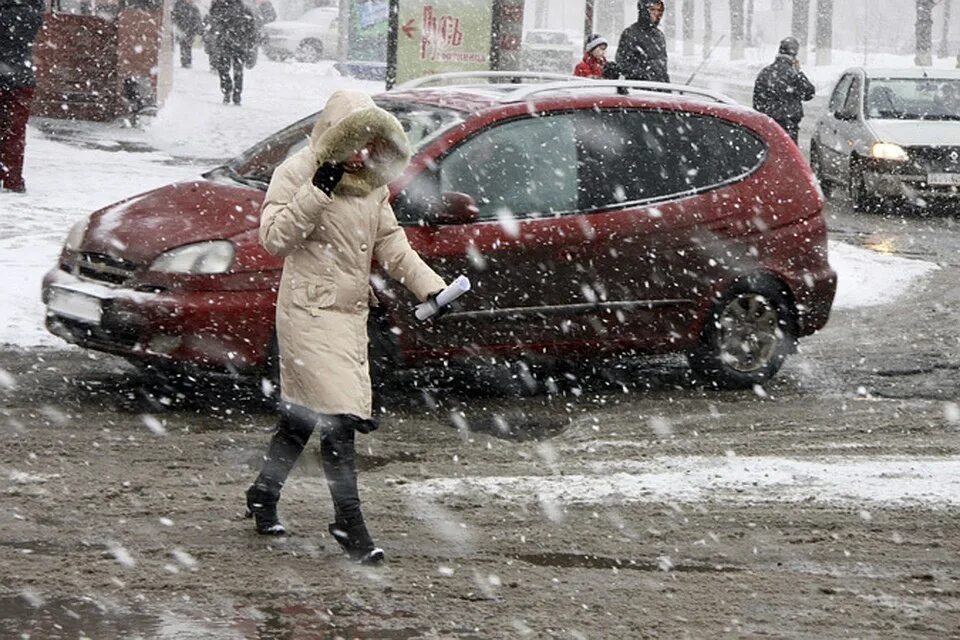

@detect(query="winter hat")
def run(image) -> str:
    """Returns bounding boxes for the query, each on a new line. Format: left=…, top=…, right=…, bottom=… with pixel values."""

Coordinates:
left=638, top=0, right=665, bottom=26
left=585, top=34, right=608, bottom=53
left=638, top=0, right=665, bottom=10
left=778, top=36, right=800, bottom=57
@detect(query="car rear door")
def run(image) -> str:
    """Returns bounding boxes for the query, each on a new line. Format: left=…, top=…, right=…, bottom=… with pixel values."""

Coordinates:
left=568, top=107, right=769, bottom=352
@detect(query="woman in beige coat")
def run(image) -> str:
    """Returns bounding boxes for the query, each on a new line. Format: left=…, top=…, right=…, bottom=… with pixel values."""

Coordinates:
left=246, top=90, right=446, bottom=565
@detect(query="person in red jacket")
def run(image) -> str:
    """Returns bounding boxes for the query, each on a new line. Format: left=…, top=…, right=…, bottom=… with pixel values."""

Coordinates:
left=574, top=34, right=608, bottom=79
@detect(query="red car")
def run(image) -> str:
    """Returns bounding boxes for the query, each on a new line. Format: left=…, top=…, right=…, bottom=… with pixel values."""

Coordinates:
left=43, top=76, right=837, bottom=389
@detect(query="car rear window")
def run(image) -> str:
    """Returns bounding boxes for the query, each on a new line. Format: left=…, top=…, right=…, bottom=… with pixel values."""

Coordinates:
left=575, top=109, right=767, bottom=209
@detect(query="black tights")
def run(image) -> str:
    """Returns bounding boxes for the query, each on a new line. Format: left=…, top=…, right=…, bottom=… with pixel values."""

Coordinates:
left=216, top=48, right=244, bottom=103
left=253, top=412, right=363, bottom=526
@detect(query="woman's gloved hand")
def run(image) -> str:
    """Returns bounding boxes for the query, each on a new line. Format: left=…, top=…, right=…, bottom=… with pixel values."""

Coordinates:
left=312, top=162, right=345, bottom=196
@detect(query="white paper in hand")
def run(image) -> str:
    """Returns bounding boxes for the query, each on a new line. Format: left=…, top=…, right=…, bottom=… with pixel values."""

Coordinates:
left=415, top=275, right=471, bottom=321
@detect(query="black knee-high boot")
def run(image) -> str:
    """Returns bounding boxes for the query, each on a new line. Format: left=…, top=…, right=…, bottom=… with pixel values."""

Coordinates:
left=321, top=418, right=384, bottom=565
left=246, top=413, right=315, bottom=535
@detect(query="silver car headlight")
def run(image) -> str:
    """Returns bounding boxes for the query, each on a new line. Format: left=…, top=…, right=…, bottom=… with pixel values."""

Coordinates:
left=870, top=142, right=908, bottom=161
left=151, top=241, right=235, bottom=274
left=64, top=219, right=88, bottom=251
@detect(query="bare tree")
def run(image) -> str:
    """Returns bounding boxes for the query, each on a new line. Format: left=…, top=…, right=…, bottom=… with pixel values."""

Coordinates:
left=534, top=0, right=548, bottom=29
left=746, top=0, right=756, bottom=46
left=663, top=0, right=677, bottom=48
left=792, top=0, right=810, bottom=64
left=703, top=0, right=714, bottom=60
left=683, top=0, right=695, bottom=56
left=814, top=0, right=833, bottom=66
left=938, top=0, right=953, bottom=58
left=730, top=0, right=745, bottom=59
left=916, top=0, right=935, bottom=66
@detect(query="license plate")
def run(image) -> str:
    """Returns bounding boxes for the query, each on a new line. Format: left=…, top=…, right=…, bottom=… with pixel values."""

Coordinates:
left=47, top=288, right=103, bottom=324
left=928, top=173, right=960, bottom=186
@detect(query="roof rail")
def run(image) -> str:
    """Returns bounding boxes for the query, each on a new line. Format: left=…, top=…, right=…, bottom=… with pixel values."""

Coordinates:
left=509, top=80, right=739, bottom=105
left=393, top=73, right=738, bottom=106
left=394, top=71, right=576, bottom=90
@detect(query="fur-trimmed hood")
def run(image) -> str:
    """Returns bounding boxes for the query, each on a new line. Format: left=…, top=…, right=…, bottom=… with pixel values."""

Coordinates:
left=309, top=90, right=411, bottom=197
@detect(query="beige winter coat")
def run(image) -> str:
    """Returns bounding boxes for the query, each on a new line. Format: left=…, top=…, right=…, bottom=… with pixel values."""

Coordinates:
left=260, top=90, right=445, bottom=420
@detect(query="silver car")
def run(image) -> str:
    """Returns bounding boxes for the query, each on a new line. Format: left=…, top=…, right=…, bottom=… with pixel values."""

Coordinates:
left=810, top=67, right=960, bottom=211
left=262, top=7, right=339, bottom=63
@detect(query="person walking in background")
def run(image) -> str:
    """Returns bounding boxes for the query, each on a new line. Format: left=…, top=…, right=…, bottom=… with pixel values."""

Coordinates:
left=246, top=90, right=446, bottom=565
left=611, top=0, right=669, bottom=83
left=753, top=37, right=816, bottom=144
left=574, top=34, right=608, bottom=79
left=0, top=0, right=43, bottom=194
left=172, top=0, right=203, bottom=68
left=208, top=0, right=257, bottom=105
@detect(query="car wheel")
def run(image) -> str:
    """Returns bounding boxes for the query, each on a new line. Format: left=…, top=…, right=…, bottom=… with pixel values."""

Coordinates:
left=849, top=156, right=884, bottom=213
left=809, top=141, right=833, bottom=198
left=294, top=39, right=323, bottom=63
left=687, top=276, right=797, bottom=390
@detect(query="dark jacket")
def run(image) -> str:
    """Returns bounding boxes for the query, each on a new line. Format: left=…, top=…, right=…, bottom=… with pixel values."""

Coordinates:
left=0, top=0, right=44, bottom=91
left=172, top=0, right=203, bottom=39
left=753, top=55, right=816, bottom=125
left=208, top=0, right=257, bottom=53
left=614, top=1, right=669, bottom=83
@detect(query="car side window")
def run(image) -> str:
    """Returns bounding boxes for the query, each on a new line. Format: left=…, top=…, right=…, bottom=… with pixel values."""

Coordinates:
left=841, top=77, right=862, bottom=119
left=439, top=115, right=579, bottom=219
left=575, top=109, right=767, bottom=210
left=829, top=74, right=854, bottom=117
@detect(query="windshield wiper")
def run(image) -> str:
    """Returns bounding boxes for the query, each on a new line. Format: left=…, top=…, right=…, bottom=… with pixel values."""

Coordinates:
left=206, top=165, right=268, bottom=190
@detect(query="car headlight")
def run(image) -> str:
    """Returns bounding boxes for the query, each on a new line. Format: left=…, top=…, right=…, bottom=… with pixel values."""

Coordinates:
left=64, top=219, right=88, bottom=251
left=870, top=142, right=908, bottom=161
left=150, top=241, right=235, bottom=274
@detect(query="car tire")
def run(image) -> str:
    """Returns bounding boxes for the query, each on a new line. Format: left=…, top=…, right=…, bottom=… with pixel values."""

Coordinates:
left=294, top=39, right=323, bottom=63
left=849, top=156, right=884, bottom=213
left=809, top=141, right=833, bottom=198
left=687, top=276, right=797, bottom=390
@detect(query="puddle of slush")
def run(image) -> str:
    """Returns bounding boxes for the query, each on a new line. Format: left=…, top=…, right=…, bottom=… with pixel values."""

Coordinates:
left=517, top=552, right=742, bottom=573
left=0, top=594, right=479, bottom=639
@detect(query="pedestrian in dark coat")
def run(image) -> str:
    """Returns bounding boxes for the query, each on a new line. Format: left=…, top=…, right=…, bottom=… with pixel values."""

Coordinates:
left=246, top=90, right=446, bottom=565
left=208, top=0, right=257, bottom=105
left=0, top=0, right=43, bottom=193
left=752, top=37, right=816, bottom=143
left=613, top=0, right=670, bottom=83
left=172, top=0, right=203, bottom=68
left=574, top=34, right=608, bottom=79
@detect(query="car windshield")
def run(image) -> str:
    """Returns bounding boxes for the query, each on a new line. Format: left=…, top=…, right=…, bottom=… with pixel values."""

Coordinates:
left=213, top=101, right=463, bottom=189
left=865, top=78, right=960, bottom=121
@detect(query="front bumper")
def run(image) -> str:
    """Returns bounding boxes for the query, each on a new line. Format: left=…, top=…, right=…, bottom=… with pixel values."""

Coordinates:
left=42, top=268, right=276, bottom=372
left=864, top=170, right=960, bottom=199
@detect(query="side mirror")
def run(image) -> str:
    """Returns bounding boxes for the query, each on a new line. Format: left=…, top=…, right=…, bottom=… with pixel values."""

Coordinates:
left=433, top=191, right=479, bottom=225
